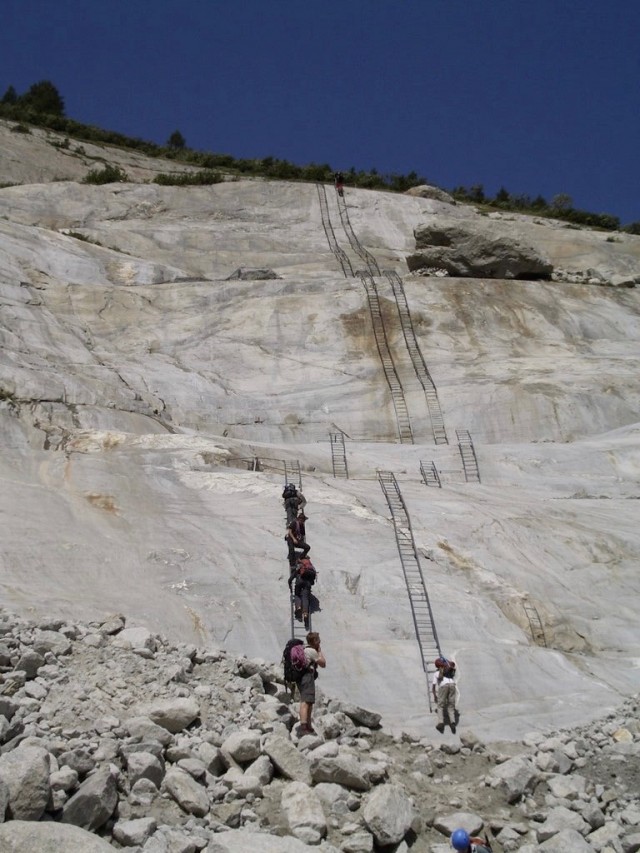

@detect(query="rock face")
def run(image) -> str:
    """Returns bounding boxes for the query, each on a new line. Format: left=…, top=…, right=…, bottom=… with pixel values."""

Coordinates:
left=405, top=184, right=456, bottom=204
left=408, top=216, right=553, bottom=279
left=0, top=607, right=638, bottom=851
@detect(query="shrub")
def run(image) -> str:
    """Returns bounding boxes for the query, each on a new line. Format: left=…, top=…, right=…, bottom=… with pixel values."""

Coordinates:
left=82, top=164, right=128, bottom=184
left=153, top=169, right=223, bottom=186
left=10, top=123, right=30, bottom=134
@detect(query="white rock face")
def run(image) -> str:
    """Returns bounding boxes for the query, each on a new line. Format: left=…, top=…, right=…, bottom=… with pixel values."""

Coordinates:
left=0, top=119, right=639, bottom=743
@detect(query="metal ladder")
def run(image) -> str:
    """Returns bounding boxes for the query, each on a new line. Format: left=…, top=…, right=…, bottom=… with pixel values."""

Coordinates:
left=335, top=189, right=380, bottom=275
left=523, top=601, right=547, bottom=647
left=283, top=460, right=302, bottom=490
left=315, top=183, right=354, bottom=278
left=456, top=429, right=481, bottom=483
left=359, top=272, right=414, bottom=444
left=384, top=270, right=448, bottom=445
left=378, top=470, right=442, bottom=711
left=329, top=431, right=349, bottom=479
left=420, top=460, right=442, bottom=488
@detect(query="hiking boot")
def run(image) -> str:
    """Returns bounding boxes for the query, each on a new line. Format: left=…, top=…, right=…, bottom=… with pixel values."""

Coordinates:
left=294, top=608, right=302, bottom=621
left=435, top=723, right=445, bottom=734
left=301, top=724, right=316, bottom=735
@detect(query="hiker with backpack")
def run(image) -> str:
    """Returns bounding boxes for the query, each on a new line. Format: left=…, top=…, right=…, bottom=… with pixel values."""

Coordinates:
left=292, top=557, right=316, bottom=625
left=297, top=631, right=325, bottom=734
left=282, top=483, right=304, bottom=524
left=450, top=828, right=493, bottom=852
left=285, top=514, right=310, bottom=569
left=282, top=632, right=325, bottom=734
left=432, top=657, right=459, bottom=734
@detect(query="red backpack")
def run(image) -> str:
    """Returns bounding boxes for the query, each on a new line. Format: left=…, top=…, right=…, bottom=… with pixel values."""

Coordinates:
left=298, top=559, right=316, bottom=584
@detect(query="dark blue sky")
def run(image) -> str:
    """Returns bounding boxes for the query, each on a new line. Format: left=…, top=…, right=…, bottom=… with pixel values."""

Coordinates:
left=3, top=0, right=639, bottom=223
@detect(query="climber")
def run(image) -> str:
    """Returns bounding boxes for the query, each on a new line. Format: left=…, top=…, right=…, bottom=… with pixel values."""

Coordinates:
left=285, top=514, right=310, bottom=569
left=450, top=828, right=492, bottom=852
left=283, top=483, right=305, bottom=523
left=434, top=658, right=458, bottom=734
left=334, top=171, right=344, bottom=197
left=292, top=556, right=316, bottom=625
left=298, top=631, right=326, bottom=735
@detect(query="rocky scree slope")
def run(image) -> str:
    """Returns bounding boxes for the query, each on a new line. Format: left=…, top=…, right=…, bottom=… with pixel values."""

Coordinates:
left=0, top=608, right=639, bottom=853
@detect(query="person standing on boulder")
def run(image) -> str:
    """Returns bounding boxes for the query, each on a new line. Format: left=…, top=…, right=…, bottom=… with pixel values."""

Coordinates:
left=298, top=631, right=325, bottom=735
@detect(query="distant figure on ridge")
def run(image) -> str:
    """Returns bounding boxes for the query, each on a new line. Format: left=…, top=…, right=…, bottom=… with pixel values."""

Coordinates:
left=334, top=171, right=344, bottom=197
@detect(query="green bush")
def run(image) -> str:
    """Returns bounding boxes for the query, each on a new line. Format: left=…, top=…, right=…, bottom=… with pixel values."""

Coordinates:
left=153, top=169, right=223, bottom=186
left=82, top=164, right=128, bottom=185
left=10, top=123, right=30, bottom=134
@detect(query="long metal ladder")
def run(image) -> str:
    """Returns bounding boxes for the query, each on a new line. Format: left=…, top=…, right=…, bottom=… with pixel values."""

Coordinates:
left=359, top=272, right=413, bottom=444
left=456, top=429, right=481, bottom=483
left=329, top=432, right=349, bottom=479
left=420, top=460, right=442, bottom=488
left=315, top=183, right=354, bottom=278
left=378, top=471, right=442, bottom=711
left=523, top=601, right=547, bottom=647
left=335, top=189, right=381, bottom=275
left=384, top=270, right=448, bottom=445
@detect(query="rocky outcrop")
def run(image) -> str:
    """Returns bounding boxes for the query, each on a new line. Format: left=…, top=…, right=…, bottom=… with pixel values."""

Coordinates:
left=407, top=216, right=553, bottom=279
left=405, top=184, right=456, bottom=204
left=0, top=607, right=638, bottom=851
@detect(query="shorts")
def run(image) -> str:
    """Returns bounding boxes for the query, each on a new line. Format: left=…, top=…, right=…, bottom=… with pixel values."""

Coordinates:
left=298, top=669, right=316, bottom=703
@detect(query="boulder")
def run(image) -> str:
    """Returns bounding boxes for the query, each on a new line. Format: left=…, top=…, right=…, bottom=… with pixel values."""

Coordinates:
left=537, top=806, right=591, bottom=842
left=405, top=184, right=456, bottom=204
left=112, top=816, right=158, bottom=846
left=125, top=715, right=175, bottom=746
left=538, top=828, right=595, bottom=852
left=281, top=780, right=327, bottom=844
left=143, top=697, right=200, bottom=733
left=226, top=267, right=281, bottom=281
left=488, top=754, right=539, bottom=803
left=162, top=767, right=209, bottom=817
left=310, top=753, right=370, bottom=791
left=221, top=729, right=261, bottom=763
left=433, top=810, right=484, bottom=837
left=408, top=217, right=553, bottom=279
left=0, top=821, right=114, bottom=852
left=0, top=745, right=51, bottom=820
left=329, top=700, right=381, bottom=729
left=32, top=629, right=72, bottom=656
left=362, top=783, right=415, bottom=846
left=206, top=828, right=340, bottom=851
left=61, top=767, right=118, bottom=831
left=125, top=750, right=165, bottom=788
left=264, top=735, right=313, bottom=785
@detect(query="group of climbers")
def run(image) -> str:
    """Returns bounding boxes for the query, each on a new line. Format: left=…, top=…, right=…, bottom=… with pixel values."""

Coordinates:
left=282, top=483, right=316, bottom=626
left=281, top=482, right=326, bottom=735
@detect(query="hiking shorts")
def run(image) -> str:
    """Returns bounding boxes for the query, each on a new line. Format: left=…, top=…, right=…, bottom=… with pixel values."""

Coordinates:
left=298, top=669, right=316, bottom=703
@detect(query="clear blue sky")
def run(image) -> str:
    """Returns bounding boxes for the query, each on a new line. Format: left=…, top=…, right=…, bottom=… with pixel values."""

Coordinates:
left=2, top=0, right=639, bottom=223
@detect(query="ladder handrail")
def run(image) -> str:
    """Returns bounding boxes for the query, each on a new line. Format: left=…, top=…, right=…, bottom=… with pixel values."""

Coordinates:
left=359, top=272, right=414, bottom=444
left=384, top=270, right=448, bottom=445
left=378, top=470, right=442, bottom=711
left=335, top=189, right=380, bottom=275
left=316, top=183, right=354, bottom=278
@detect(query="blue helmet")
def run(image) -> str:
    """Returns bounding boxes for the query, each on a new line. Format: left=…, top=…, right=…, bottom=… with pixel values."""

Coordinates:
left=451, top=828, right=470, bottom=851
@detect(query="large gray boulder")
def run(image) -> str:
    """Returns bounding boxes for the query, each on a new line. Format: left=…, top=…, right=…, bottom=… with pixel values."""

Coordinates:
left=0, top=821, right=114, bottom=852
left=142, top=697, right=200, bottom=733
left=488, top=754, right=539, bottom=803
left=61, top=767, right=118, bottom=830
left=281, top=780, right=327, bottom=844
left=408, top=217, right=553, bottom=279
left=206, top=828, right=340, bottom=851
left=362, top=783, right=415, bottom=846
left=263, top=735, right=313, bottom=785
left=0, top=745, right=51, bottom=820
left=162, top=767, right=209, bottom=817
left=310, top=753, right=370, bottom=791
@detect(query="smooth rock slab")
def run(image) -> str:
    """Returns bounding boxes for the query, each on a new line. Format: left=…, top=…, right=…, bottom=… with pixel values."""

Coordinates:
left=537, top=806, right=590, bottom=842
left=0, top=820, right=115, bottom=852
left=362, top=783, right=415, bottom=845
left=433, top=810, right=484, bottom=838
left=221, top=729, right=261, bottom=763
left=310, top=754, right=370, bottom=791
left=112, top=816, right=158, bottom=846
left=538, top=828, right=595, bottom=852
